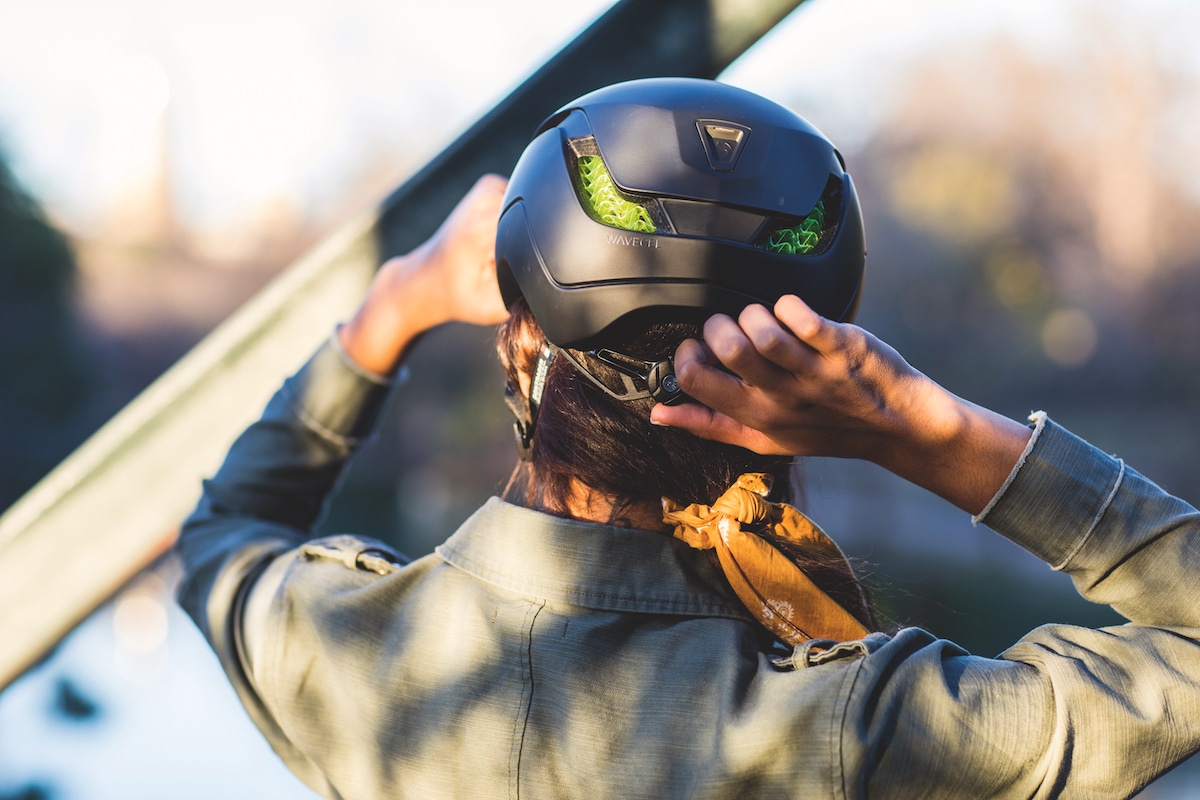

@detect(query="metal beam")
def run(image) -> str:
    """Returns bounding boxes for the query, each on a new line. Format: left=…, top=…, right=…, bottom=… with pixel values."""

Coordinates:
left=0, top=0, right=808, bottom=691
left=375, top=0, right=807, bottom=258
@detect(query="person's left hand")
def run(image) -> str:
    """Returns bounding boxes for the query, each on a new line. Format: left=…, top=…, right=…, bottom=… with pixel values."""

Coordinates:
left=650, top=295, right=1033, bottom=515
left=649, top=295, right=928, bottom=461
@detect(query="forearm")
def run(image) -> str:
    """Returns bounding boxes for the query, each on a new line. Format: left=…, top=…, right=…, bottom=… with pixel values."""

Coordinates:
left=869, top=377, right=1032, bottom=516
left=852, top=418, right=1200, bottom=799
left=983, top=413, right=1200, bottom=625
left=177, top=333, right=393, bottom=647
left=185, top=335, right=392, bottom=531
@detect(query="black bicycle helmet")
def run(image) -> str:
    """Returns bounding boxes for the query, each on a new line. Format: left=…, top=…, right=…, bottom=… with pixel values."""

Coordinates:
left=495, top=77, right=866, bottom=352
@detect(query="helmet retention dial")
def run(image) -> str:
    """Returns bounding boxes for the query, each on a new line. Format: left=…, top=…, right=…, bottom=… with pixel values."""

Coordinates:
left=592, top=350, right=688, bottom=406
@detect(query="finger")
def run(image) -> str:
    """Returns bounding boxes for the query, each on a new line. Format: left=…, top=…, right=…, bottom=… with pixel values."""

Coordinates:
left=471, top=175, right=508, bottom=222
left=469, top=275, right=509, bottom=326
left=440, top=175, right=506, bottom=242
left=701, top=312, right=759, bottom=373
left=673, top=338, right=718, bottom=372
left=650, top=402, right=785, bottom=455
left=476, top=172, right=508, bottom=195
left=684, top=337, right=721, bottom=366
left=737, top=302, right=816, bottom=375
left=650, top=398, right=716, bottom=431
left=464, top=173, right=507, bottom=205
left=701, top=307, right=797, bottom=390
left=774, top=294, right=844, bottom=357
left=673, top=337, right=748, bottom=410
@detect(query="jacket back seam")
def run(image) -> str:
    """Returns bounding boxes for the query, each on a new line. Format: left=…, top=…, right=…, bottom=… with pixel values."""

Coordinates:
left=511, top=599, right=547, bottom=800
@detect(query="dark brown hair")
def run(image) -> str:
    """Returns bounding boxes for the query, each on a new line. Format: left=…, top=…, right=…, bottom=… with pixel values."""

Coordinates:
left=496, top=299, right=875, bottom=630
left=497, top=300, right=791, bottom=516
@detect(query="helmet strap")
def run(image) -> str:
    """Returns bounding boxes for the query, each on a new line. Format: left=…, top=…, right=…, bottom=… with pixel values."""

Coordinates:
left=505, top=340, right=690, bottom=460
left=556, top=346, right=689, bottom=406
left=554, top=347, right=649, bottom=402
left=506, top=342, right=556, bottom=461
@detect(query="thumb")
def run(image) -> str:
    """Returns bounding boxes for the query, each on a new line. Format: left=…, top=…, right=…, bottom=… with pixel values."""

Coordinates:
left=650, top=403, right=784, bottom=455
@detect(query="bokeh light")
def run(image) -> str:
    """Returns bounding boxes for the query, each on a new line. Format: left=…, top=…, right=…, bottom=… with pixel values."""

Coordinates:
left=112, top=575, right=169, bottom=658
left=1041, top=307, right=1098, bottom=366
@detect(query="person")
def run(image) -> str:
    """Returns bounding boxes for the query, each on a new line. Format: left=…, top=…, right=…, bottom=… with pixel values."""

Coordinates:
left=177, top=79, right=1200, bottom=799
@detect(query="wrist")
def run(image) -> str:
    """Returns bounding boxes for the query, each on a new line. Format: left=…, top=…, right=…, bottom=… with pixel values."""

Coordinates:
left=874, top=382, right=1031, bottom=515
left=339, top=253, right=446, bottom=375
left=856, top=374, right=953, bottom=468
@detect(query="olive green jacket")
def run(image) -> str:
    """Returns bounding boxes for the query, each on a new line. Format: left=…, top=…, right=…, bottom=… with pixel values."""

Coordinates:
left=178, top=336, right=1200, bottom=799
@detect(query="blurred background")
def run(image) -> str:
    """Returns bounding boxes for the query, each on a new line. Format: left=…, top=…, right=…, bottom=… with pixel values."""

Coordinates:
left=1, top=0, right=1199, bottom=796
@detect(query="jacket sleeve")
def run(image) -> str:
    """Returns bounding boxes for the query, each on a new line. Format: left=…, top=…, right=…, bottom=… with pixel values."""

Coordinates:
left=175, top=333, right=396, bottom=799
left=842, top=412, right=1200, bottom=800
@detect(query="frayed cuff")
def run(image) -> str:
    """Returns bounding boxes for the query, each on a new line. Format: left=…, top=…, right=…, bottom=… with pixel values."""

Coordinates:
left=972, top=411, right=1048, bottom=526
left=1052, top=457, right=1125, bottom=571
left=330, top=326, right=409, bottom=386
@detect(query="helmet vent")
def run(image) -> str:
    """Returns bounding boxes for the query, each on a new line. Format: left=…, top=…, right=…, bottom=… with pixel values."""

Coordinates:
left=756, top=176, right=843, bottom=257
left=567, top=137, right=664, bottom=234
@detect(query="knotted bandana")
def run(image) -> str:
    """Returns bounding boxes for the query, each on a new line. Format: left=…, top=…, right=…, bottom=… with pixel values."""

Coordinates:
left=663, top=474, right=869, bottom=646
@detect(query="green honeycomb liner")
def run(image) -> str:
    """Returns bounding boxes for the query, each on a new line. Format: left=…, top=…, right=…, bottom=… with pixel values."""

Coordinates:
left=578, top=155, right=657, bottom=234
left=762, top=200, right=825, bottom=255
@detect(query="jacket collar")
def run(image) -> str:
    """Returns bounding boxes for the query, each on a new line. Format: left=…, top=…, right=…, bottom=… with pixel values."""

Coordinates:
left=436, top=497, right=748, bottom=619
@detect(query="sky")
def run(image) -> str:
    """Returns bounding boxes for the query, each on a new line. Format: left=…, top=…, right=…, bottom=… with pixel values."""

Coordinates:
left=0, top=0, right=1196, bottom=239
left=0, top=0, right=612, bottom=236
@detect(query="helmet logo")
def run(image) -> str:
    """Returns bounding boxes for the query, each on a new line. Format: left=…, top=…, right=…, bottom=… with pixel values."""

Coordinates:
left=697, top=120, right=750, bottom=172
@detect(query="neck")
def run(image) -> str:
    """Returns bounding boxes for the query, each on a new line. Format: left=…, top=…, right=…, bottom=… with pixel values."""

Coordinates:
left=564, top=480, right=669, bottom=532
left=502, top=464, right=671, bottom=533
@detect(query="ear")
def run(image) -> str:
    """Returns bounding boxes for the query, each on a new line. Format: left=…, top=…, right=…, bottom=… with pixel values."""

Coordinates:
left=513, top=362, right=533, bottom=400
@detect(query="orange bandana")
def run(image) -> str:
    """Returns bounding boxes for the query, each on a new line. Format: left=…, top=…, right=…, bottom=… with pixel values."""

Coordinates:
left=663, top=474, right=869, bottom=646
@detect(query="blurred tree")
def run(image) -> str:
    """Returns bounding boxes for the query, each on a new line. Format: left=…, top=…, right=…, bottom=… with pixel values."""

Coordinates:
left=847, top=24, right=1200, bottom=497
left=0, top=785, right=55, bottom=800
left=0, top=150, right=95, bottom=513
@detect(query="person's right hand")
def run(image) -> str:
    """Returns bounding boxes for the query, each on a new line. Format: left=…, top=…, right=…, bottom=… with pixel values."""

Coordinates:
left=404, top=173, right=510, bottom=330
left=338, top=174, right=508, bottom=375
left=651, top=295, right=1032, bottom=515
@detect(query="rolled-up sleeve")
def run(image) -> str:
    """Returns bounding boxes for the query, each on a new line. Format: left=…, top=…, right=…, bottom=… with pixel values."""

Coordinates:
left=840, top=413, right=1200, bottom=799
left=175, top=333, right=395, bottom=799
